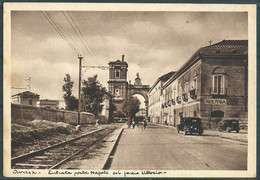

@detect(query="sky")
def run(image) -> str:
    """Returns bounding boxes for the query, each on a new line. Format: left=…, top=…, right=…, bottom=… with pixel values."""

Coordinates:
left=11, top=11, right=248, bottom=107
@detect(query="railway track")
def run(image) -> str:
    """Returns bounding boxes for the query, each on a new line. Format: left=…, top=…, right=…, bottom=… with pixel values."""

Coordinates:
left=11, top=126, right=117, bottom=169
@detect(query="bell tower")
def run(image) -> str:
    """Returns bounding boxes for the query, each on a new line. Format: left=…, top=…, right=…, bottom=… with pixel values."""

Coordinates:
left=108, top=55, right=128, bottom=111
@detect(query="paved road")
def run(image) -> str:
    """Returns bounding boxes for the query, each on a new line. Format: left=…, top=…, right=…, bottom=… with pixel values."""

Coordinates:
left=110, top=123, right=247, bottom=170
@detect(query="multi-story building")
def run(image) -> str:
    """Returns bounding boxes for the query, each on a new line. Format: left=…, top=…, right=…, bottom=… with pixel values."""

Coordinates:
left=148, top=71, right=175, bottom=124
left=152, top=40, right=248, bottom=129
left=107, top=55, right=128, bottom=112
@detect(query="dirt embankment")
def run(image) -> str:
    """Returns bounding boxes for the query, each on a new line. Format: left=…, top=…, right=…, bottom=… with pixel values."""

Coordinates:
left=12, top=120, right=75, bottom=147
left=11, top=120, right=99, bottom=157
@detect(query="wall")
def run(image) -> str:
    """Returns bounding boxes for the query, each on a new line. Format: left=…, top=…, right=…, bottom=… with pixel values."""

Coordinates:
left=148, top=81, right=162, bottom=124
left=200, top=58, right=248, bottom=129
left=161, top=61, right=202, bottom=126
left=11, top=103, right=96, bottom=125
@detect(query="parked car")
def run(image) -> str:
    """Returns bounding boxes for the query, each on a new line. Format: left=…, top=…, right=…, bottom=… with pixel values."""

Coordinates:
left=218, top=120, right=240, bottom=133
left=177, top=117, right=204, bottom=135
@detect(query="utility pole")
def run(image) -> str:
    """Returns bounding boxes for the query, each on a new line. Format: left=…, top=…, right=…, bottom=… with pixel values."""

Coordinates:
left=97, top=85, right=100, bottom=121
left=128, top=80, right=131, bottom=128
left=27, top=77, right=31, bottom=91
left=78, top=55, right=83, bottom=125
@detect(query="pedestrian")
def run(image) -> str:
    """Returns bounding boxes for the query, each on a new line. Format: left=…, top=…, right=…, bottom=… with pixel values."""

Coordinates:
left=143, top=119, right=147, bottom=130
left=135, top=119, right=139, bottom=128
left=132, top=120, right=135, bottom=129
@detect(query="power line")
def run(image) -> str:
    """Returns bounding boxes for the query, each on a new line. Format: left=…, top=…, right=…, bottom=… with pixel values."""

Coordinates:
left=41, top=11, right=80, bottom=55
left=46, top=12, right=80, bottom=55
left=62, top=11, right=98, bottom=64
left=66, top=11, right=102, bottom=65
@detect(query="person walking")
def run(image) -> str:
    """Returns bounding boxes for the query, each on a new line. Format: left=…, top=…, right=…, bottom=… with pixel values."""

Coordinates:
left=143, top=119, right=147, bottom=130
left=132, top=120, right=136, bottom=129
left=135, top=119, right=139, bottom=128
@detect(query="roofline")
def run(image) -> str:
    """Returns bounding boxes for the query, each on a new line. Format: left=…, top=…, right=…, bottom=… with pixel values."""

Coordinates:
left=39, top=99, right=59, bottom=101
left=148, top=71, right=175, bottom=94
left=162, top=49, right=201, bottom=90
left=148, top=79, right=161, bottom=94
left=162, top=42, right=248, bottom=90
left=11, top=91, right=40, bottom=97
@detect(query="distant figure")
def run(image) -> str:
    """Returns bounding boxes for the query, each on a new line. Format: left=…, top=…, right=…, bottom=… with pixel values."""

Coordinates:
left=143, top=119, right=147, bottom=130
left=96, top=119, right=99, bottom=125
left=135, top=119, right=139, bottom=127
left=132, top=121, right=136, bottom=129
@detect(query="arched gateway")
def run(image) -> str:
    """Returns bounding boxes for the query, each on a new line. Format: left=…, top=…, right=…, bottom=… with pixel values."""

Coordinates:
left=107, top=55, right=150, bottom=118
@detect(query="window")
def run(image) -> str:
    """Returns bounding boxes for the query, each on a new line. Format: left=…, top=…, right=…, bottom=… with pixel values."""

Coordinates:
left=115, top=89, right=120, bottom=97
left=29, top=99, right=33, bottom=105
left=212, top=75, right=225, bottom=94
left=212, top=67, right=226, bottom=95
left=193, top=78, right=197, bottom=90
left=185, top=82, right=188, bottom=93
left=115, top=70, right=120, bottom=78
left=178, top=82, right=182, bottom=95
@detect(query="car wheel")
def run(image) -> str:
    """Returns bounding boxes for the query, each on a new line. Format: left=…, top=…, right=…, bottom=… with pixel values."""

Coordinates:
left=218, top=127, right=222, bottom=132
left=226, top=127, right=231, bottom=133
left=183, top=130, right=187, bottom=135
left=199, top=132, right=202, bottom=136
left=236, top=130, right=239, bottom=133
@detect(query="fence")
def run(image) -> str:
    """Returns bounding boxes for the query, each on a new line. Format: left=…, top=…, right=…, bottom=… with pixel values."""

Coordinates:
left=11, top=103, right=95, bottom=125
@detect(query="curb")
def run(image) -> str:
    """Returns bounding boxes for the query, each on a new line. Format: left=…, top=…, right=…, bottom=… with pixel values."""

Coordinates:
left=151, top=123, right=247, bottom=143
left=100, top=126, right=125, bottom=170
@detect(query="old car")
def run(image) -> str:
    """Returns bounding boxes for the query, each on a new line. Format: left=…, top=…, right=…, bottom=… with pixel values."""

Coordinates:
left=177, top=117, right=204, bottom=135
left=218, top=120, right=240, bottom=133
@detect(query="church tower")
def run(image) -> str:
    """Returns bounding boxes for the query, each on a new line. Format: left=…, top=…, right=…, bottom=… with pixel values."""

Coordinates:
left=108, top=55, right=128, bottom=111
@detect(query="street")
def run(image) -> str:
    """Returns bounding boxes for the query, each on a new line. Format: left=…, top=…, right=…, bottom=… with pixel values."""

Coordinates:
left=110, top=123, right=247, bottom=170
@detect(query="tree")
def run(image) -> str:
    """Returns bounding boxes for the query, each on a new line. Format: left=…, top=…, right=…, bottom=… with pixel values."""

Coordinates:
left=62, top=74, right=78, bottom=111
left=81, top=75, right=106, bottom=118
left=122, top=96, right=141, bottom=120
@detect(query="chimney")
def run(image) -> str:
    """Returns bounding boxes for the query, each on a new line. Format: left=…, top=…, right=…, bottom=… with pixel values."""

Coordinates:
left=122, top=55, right=125, bottom=62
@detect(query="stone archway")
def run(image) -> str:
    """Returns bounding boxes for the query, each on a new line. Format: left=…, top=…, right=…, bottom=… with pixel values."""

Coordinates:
left=128, top=85, right=150, bottom=117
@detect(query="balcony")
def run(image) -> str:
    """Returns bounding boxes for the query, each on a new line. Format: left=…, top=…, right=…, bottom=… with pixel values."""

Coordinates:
left=189, top=89, right=197, bottom=99
left=210, top=88, right=227, bottom=96
left=182, top=93, right=188, bottom=102
left=176, top=96, right=181, bottom=104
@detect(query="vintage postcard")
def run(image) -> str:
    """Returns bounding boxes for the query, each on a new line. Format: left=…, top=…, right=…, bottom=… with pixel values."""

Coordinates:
left=3, top=2, right=257, bottom=178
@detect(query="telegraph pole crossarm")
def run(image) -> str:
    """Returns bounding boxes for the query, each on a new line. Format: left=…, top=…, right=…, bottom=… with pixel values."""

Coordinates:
left=82, top=65, right=109, bottom=69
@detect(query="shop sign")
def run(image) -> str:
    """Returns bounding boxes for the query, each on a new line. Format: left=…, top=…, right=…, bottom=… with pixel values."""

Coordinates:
left=205, top=99, right=226, bottom=105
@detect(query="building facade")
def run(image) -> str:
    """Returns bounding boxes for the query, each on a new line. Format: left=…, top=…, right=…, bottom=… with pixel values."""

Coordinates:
left=108, top=55, right=150, bottom=118
left=11, top=91, right=40, bottom=107
left=148, top=71, right=175, bottom=124
left=39, top=99, right=59, bottom=109
left=150, top=40, right=248, bottom=129
left=107, top=55, right=128, bottom=112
